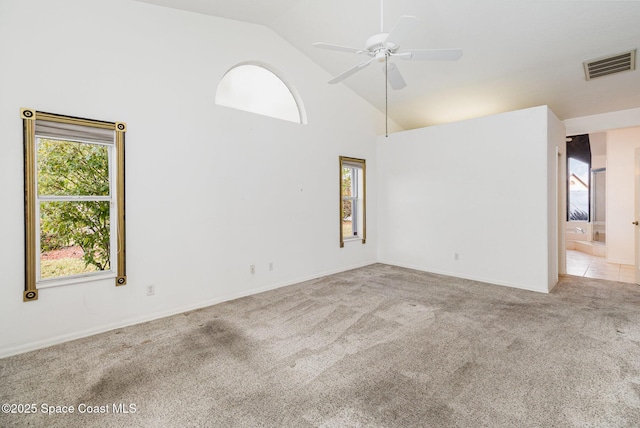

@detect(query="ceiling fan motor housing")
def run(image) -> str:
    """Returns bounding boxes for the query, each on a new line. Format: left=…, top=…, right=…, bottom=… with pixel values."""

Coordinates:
left=366, top=33, right=399, bottom=62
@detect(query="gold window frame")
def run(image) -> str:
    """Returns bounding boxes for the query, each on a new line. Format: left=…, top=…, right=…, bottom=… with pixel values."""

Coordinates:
left=21, top=108, right=127, bottom=302
left=339, top=156, right=366, bottom=248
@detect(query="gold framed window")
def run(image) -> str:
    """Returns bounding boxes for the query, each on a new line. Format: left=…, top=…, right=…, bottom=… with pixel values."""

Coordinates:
left=21, top=108, right=127, bottom=301
left=340, top=156, right=366, bottom=247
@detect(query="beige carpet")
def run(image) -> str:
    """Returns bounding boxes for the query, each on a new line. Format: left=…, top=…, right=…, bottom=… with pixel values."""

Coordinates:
left=1, top=263, right=639, bottom=427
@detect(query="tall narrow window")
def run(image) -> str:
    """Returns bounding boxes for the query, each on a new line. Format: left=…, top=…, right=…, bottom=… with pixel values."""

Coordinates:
left=215, top=63, right=306, bottom=124
left=566, top=134, right=591, bottom=221
left=21, top=109, right=127, bottom=301
left=340, top=156, right=366, bottom=247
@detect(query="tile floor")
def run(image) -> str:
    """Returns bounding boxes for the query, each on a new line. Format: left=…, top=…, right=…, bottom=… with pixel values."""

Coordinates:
left=566, top=249, right=636, bottom=283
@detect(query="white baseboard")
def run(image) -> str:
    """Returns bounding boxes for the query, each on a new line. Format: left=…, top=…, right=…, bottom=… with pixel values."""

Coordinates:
left=0, top=260, right=378, bottom=359
left=2, top=258, right=561, bottom=358
left=377, top=259, right=551, bottom=294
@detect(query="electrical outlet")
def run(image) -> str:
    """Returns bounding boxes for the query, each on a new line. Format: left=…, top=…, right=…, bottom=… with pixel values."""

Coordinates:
left=250, top=265, right=255, bottom=274
left=269, top=262, right=274, bottom=271
left=454, top=253, right=460, bottom=261
left=146, top=284, right=155, bottom=296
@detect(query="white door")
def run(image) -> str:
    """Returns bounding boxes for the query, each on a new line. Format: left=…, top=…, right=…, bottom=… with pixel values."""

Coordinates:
left=635, top=148, right=640, bottom=284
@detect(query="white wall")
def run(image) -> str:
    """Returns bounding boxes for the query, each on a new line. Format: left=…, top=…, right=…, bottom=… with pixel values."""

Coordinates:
left=548, top=108, right=565, bottom=283
left=590, top=132, right=607, bottom=170
left=377, top=106, right=563, bottom=293
left=606, top=127, right=640, bottom=265
left=0, top=0, right=396, bottom=357
left=564, top=107, right=640, bottom=135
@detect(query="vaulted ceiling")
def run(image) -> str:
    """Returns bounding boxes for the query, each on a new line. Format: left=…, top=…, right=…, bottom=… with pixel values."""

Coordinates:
left=135, top=0, right=640, bottom=130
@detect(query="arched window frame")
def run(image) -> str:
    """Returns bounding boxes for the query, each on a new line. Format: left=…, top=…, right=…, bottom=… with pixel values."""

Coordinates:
left=215, top=61, right=307, bottom=125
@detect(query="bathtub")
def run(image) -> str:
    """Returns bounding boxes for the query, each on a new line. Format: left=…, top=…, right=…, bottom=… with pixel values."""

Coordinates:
left=565, top=222, right=605, bottom=257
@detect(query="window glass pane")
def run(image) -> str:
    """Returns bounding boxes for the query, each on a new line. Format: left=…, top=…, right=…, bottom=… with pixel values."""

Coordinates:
left=342, top=168, right=352, bottom=197
left=568, top=158, right=589, bottom=221
left=37, top=138, right=110, bottom=197
left=216, top=64, right=301, bottom=123
left=40, top=201, right=111, bottom=279
left=342, top=199, right=353, bottom=237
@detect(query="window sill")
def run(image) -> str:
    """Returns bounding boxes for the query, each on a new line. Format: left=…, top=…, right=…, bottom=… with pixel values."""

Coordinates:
left=37, top=271, right=116, bottom=289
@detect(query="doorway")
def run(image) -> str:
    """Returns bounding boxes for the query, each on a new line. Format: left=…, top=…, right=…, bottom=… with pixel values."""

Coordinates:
left=563, top=128, right=639, bottom=284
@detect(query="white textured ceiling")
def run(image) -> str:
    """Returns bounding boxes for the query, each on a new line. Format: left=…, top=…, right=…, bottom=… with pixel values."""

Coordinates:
left=135, top=0, right=640, bottom=130
left=135, top=0, right=301, bottom=24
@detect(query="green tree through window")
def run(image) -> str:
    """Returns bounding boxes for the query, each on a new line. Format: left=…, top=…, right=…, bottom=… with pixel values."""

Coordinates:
left=38, top=138, right=112, bottom=277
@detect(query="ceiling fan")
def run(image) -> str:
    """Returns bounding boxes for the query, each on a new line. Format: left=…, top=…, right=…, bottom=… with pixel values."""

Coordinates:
left=313, top=0, right=463, bottom=90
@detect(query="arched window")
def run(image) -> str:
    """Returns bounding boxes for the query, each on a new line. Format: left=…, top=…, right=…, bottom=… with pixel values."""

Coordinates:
left=215, top=63, right=306, bottom=124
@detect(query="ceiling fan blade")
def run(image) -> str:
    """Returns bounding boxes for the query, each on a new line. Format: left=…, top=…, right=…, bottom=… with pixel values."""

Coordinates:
left=395, top=49, right=463, bottom=61
left=328, top=58, right=375, bottom=84
left=384, top=62, right=407, bottom=90
left=385, top=15, right=419, bottom=47
left=313, top=42, right=365, bottom=55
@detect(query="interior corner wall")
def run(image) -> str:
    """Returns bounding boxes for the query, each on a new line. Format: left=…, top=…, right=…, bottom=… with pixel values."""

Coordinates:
left=376, top=106, right=556, bottom=293
left=606, top=127, right=640, bottom=265
left=556, top=122, right=568, bottom=277
left=547, top=108, right=565, bottom=290
left=0, top=0, right=386, bottom=357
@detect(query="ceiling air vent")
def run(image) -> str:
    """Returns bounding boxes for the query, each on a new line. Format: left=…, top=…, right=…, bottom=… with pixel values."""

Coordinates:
left=583, top=49, right=636, bottom=80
